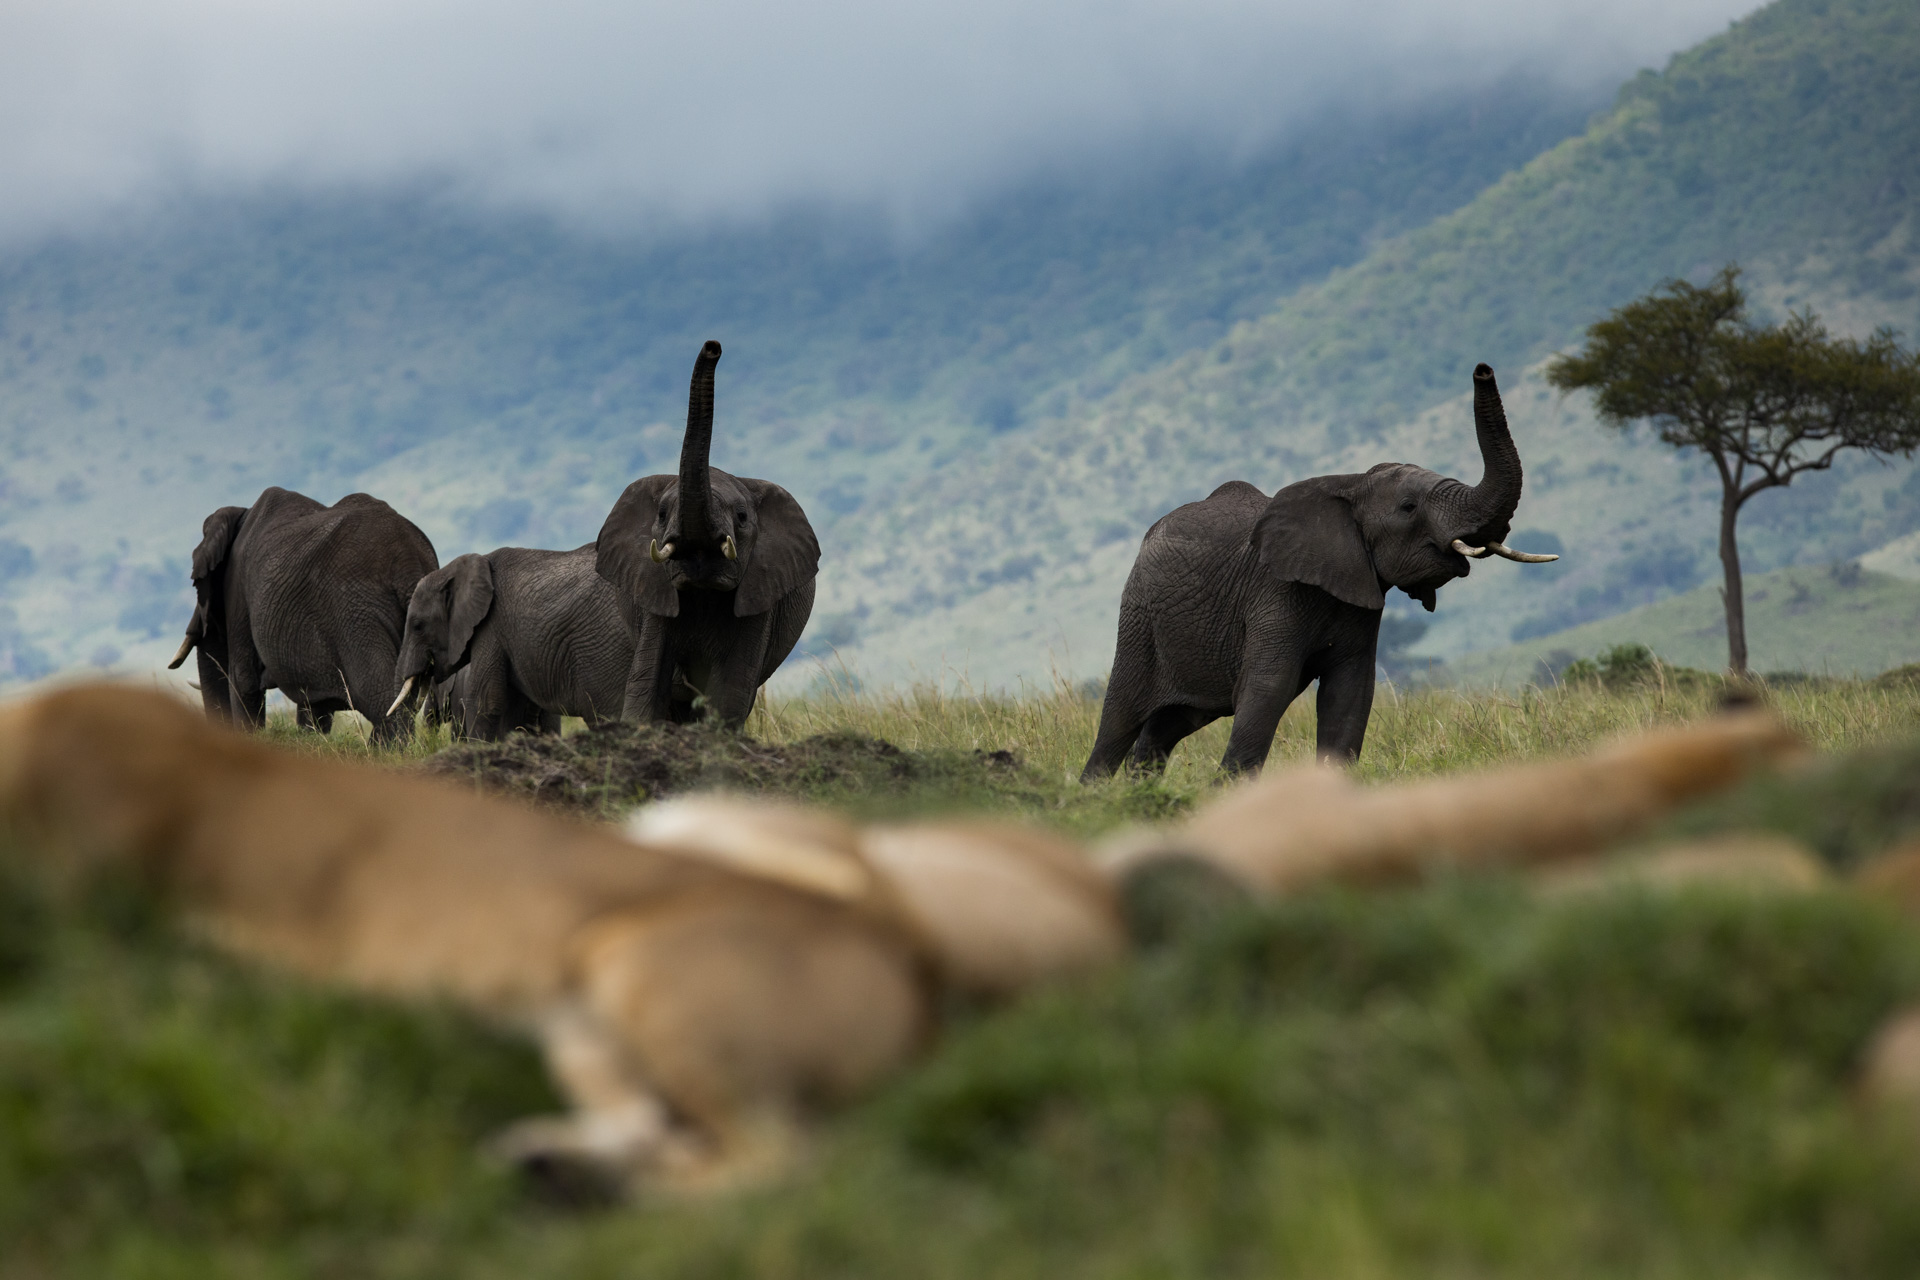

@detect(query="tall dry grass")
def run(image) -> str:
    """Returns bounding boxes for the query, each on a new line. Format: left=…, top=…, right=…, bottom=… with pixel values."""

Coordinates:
left=753, top=676, right=1920, bottom=787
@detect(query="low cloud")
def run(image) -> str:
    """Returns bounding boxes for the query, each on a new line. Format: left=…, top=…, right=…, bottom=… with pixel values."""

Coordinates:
left=0, top=0, right=1760, bottom=239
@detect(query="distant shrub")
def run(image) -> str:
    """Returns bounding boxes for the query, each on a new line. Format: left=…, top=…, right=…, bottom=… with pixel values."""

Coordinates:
left=1560, top=642, right=1717, bottom=691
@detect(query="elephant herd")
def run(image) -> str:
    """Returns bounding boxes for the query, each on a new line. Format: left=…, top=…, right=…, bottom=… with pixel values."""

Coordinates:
left=165, top=343, right=1555, bottom=775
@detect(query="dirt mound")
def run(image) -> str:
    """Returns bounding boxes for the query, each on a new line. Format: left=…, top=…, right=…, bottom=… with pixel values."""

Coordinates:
left=421, top=721, right=1024, bottom=818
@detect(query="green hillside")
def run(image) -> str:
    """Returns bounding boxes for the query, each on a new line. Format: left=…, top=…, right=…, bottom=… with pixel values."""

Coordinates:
left=0, top=82, right=1594, bottom=686
left=821, top=0, right=1920, bottom=687
left=1444, top=563, right=1920, bottom=687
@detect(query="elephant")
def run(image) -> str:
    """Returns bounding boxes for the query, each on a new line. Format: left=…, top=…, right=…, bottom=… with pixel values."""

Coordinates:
left=166, top=487, right=439, bottom=744
left=390, top=545, right=635, bottom=740
left=1081, top=363, right=1557, bottom=780
left=595, top=340, right=819, bottom=728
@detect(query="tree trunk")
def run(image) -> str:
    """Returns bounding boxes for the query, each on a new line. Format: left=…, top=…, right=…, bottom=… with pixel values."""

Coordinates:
left=1718, top=488, right=1749, bottom=676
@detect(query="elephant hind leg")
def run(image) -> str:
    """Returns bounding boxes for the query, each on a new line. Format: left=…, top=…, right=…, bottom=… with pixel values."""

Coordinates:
left=1127, top=705, right=1217, bottom=774
left=1081, top=611, right=1159, bottom=782
left=295, top=704, right=335, bottom=735
left=1082, top=693, right=1152, bottom=782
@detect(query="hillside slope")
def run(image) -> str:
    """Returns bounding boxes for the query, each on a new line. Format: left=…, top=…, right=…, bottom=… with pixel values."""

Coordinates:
left=1443, top=563, right=1920, bottom=687
left=0, top=81, right=1595, bottom=685
left=819, top=0, right=1920, bottom=688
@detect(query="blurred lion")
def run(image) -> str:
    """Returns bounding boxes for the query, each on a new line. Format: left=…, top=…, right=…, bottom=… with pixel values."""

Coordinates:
left=0, top=683, right=1121, bottom=1197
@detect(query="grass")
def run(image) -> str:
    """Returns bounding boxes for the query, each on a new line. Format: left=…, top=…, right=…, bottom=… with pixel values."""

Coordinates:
left=18, top=677, right=1909, bottom=1277
left=276, top=672, right=1920, bottom=832
left=1445, top=565, right=1920, bottom=689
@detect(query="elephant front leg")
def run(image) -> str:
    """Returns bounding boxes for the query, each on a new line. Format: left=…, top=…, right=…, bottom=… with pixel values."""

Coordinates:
left=702, top=616, right=774, bottom=730
left=1313, top=653, right=1377, bottom=764
left=223, top=630, right=268, bottom=730
left=621, top=622, right=678, bottom=723
left=1220, top=647, right=1307, bottom=776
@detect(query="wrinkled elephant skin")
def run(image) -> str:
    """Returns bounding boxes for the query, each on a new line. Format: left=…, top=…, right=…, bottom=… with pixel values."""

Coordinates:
left=169, top=487, right=438, bottom=744
left=1082, top=364, right=1557, bottom=779
left=396, top=545, right=634, bottom=741
left=596, top=341, right=820, bottom=728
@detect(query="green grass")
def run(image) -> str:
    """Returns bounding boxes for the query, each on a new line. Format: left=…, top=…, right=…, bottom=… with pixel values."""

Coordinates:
left=275, top=672, right=1920, bottom=835
left=29, top=680, right=1905, bottom=1277
left=8, top=866, right=1920, bottom=1278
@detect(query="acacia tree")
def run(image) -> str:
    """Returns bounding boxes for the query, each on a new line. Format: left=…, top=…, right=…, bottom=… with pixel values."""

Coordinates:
left=1547, top=266, right=1920, bottom=675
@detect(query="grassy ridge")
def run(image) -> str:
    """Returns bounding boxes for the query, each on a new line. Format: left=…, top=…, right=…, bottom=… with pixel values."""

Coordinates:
left=9, top=680, right=1920, bottom=1276
left=1445, top=564, right=1920, bottom=687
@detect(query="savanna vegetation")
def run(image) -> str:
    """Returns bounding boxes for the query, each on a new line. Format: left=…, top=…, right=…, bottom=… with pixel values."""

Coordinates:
left=10, top=676, right=1920, bottom=1278
left=1546, top=265, right=1920, bottom=673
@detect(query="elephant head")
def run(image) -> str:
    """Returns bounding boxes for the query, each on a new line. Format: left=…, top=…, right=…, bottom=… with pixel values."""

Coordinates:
left=1252, top=363, right=1555, bottom=613
left=596, top=339, right=820, bottom=619
left=167, top=505, right=247, bottom=668
left=390, top=555, right=494, bottom=714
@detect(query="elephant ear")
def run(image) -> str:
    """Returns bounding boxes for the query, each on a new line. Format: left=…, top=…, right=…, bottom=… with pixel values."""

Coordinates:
left=192, top=507, right=246, bottom=586
left=596, top=475, right=680, bottom=619
left=736, top=479, right=820, bottom=617
left=1251, top=477, right=1384, bottom=611
left=445, top=555, right=495, bottom=670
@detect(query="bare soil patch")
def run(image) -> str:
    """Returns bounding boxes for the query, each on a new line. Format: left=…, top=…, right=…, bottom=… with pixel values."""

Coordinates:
left=421, top=721, right=1024, bottom=818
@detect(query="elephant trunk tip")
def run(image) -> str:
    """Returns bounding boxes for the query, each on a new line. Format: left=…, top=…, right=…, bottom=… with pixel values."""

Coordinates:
left=1473, top=363, right=1495, bottom=382
left=700, top=339, right=722, bottom=362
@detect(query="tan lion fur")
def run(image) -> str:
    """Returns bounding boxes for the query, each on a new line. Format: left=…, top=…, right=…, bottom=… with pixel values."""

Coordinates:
left=1532, top=832, right=1829, bottom=899
left=629, top=796, right=1126, bottom=998
left=1102, top=711, right=1805, bottom=896
left=0, top=683, right=1829, bottom=1195
left=0, top=683, right=936, bottom=1194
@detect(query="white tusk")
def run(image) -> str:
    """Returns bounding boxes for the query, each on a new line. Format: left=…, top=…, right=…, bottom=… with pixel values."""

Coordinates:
left=167, top=635, right=195, bottom=669
left=649, top=538, right=674, bottom=564
left=187, top=680, right=201, bottom=691
left=1451, top=539, right=1489, bottom=558
left=722, top=535, right=737, bottom=561
left=1487, top=542, right=1559, bottom=563
left=385, top=676, right=417, bottom=718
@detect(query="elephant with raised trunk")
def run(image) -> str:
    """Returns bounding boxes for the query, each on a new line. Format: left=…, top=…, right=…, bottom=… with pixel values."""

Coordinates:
left=390, top=545, right=634, bottom=740
left=596, top=340, right=819, bottom=728
left=167, top=488, right=438, bottom=743
left=1082, top=363, right=1557, bottom=780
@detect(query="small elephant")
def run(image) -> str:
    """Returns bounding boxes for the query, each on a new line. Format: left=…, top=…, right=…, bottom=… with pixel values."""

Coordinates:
left=1082, top=364, right=1558, bottom=779
left=596, top=340, right=819, bottom=728
left=391, top=545, right=634, bottom=740
left=168, top=487, right=439, bottom=743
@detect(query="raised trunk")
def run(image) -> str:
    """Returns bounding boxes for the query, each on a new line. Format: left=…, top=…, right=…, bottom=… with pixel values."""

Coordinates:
left=1719, top=488, right=1750, bottom=676
left=1463, top=363, right=1524, bottom=539
left=675, top=340, right=723, bottom=539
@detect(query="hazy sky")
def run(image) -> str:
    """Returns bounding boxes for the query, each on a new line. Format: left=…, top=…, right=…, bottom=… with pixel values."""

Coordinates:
left=0, top=0, right=1762, bottom=238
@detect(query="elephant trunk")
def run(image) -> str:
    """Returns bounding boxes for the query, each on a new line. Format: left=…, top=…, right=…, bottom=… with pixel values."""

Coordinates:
left=394, top=632, right=433, bottom=691
left=1461, top=363, right=1523, bottom=542
left=675, top=340, right=723, bottom=541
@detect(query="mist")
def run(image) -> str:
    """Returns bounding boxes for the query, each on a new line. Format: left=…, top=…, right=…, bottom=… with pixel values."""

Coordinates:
left=0, top=0, right=1761, bottom=239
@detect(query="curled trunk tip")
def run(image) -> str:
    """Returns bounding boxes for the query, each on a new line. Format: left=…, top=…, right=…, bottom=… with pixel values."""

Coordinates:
left=1464, top=360, right=1522, bottom=535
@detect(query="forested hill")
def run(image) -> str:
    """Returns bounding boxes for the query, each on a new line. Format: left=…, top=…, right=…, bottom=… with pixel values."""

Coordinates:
left=0, top=79, right=1594, bottom=684
left=4, top=0, right=1920, bottom=692
left=817, top=0, right=1920, bottom=686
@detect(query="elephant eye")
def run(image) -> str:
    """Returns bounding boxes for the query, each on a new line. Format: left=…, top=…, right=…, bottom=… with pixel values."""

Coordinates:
left=1401, top=501, right=1417, bottom=513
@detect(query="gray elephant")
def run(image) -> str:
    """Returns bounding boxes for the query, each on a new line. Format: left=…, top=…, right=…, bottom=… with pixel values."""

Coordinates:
left=167, top=487, right=439, bottom=743
left=1081, top=364, right=1557, bottom=779
left=390, top=545, right=634, bottom=740
left=595, top=340, right=819, bottom=728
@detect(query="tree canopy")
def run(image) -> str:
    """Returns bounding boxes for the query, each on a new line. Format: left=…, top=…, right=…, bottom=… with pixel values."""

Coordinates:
left=1547, top=266, right=1920, bottom=674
